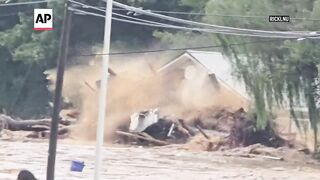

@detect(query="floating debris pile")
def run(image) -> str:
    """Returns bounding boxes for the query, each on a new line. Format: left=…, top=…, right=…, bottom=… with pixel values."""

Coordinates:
left=115, top=107, right=288, bottom=152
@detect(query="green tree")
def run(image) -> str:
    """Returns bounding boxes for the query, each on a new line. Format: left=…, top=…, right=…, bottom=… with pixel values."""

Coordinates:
left=0, top=1, right=65, bottom=118
left=204, top=0, right=320, bottom=151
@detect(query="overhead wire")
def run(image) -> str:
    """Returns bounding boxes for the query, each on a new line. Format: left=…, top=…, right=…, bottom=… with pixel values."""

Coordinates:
left=69, top=0, right=318, bottom=38
left=66, top=2, right=319, bottom=56
left=73, top=39, right=286, bottom=56
left=4, top=0, right=315, bottom=39
left=0, top=0, right=50, bottom=17
left=0, top=0, right=320, bottom=33
left=2, top=0, right=317, bottom=55
left=68, top=2, right=320, bottom=39
left=90, top=4, right=320, bottom=21
left=0, top=1, right=317, bottom=55
left=70, top=8, right=303, bottom=39
left=0, top=0, right=48, bottom=7
left=111, top=13, right=320, bottom=39
left=114, top=8, right=320, bottom=21
left=112, top=1, right=316, bottom=36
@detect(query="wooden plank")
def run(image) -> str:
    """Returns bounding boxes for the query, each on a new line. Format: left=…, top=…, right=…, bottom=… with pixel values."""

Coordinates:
left=116, top=131, right=170, bottom=146
left=196, top=125, right=210, bottom=140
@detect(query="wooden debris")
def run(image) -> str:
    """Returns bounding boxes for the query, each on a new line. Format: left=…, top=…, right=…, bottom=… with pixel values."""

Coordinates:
left=84, top=81, right=97, bottom=92
left=116, top=130, right=170, bottom=146
left=0, top=113, right=73, bottom=139
left=223, top=153, right=284, bottom=161
left=249, top=154, right=284, bottom=161
left=196, top=125, right=210, bottom=140
left=178, top=119, right=195, bottom=136
left=0, top=114, right=51, bottom=131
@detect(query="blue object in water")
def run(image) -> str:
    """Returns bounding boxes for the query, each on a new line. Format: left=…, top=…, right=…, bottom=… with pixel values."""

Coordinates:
left=70, top=161, right=85, bottom=172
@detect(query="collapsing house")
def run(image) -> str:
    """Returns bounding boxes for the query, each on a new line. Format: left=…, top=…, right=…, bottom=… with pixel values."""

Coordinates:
left=158, top=50, right=250, bottom=109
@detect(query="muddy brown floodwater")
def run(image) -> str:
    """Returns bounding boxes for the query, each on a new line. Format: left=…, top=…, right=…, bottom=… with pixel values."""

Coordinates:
left=0, top=140, right=320, bottom=180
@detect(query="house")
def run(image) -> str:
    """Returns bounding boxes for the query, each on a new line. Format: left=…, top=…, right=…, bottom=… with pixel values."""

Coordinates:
left=158, top=50, right=319, bottom=149
left=158, top=50, right=250, bottom=109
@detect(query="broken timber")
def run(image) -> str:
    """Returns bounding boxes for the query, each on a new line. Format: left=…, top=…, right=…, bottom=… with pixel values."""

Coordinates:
left=0, top=114, right=73, bottom=135
left=196, top=125, right=210, bottom=140
left=116, top=130, right=170, bottom=146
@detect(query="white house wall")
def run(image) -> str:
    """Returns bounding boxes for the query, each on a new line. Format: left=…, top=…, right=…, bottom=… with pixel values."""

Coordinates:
left=187, top=50, right=249, bottom=100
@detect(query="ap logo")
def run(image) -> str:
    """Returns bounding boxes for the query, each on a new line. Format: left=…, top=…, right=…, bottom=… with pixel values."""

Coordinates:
left=34, top=9, right=53, bottom=31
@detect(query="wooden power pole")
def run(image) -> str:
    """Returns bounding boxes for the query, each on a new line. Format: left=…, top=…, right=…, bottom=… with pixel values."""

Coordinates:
left=46, top=2, right=72, bottom=180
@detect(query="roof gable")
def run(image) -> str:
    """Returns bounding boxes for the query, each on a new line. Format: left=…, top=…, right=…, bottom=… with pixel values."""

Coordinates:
left=158, top=50, right=249, bottom=100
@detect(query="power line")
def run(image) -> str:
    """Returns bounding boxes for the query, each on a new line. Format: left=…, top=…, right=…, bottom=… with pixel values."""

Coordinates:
left=93, top=3, right=320, bottom=21
left=0, top=0, right=48, bottom=7
left=70, top=7, right=318, bottom=39
left=74, top=39, right=286, bottom=57
left=112, top=1, right=316, bottom=36
left=1, top=0, right=318, bottom=22
left=111, top=15, right=303, bottom=38
left=70, top=8, right=287, bottom=38
left=116, top=9, right=320, bottom=22
left=69, top=0, right=317, bottom=37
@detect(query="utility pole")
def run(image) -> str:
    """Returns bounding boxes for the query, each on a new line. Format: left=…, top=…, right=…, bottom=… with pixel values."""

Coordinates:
left=46, top=2, right=72, bottom=180
left=94, top=0, right=113, bottom=179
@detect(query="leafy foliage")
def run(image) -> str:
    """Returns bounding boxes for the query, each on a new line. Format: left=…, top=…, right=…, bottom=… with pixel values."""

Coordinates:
left=0, top=0, right=191, bottom=118
left=204, top=0, right=320, bottom=144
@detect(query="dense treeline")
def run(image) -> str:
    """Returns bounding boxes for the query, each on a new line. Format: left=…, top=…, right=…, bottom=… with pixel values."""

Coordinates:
left=0, top=0, right=191, bottom=118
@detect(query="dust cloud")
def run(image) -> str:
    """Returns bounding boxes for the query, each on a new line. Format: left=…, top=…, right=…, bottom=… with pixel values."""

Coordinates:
left=47, top=54, right=247, bottom=141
